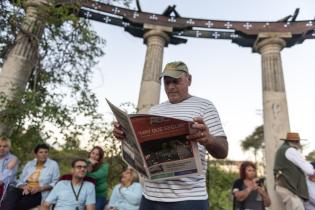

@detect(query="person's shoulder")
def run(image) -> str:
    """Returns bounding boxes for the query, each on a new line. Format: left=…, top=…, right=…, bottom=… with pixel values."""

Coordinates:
left=24, top=159, right=35, bottom=167
left=152, top=100, right=169, bottom=108
left=132, top=182, right=141, bottom=187
left=286, top=146, right=298, bottom=153
left=113, top=183, right=121, bottom=190
left=190, top=96, right=213, bottom=104
left=101, top=162, right=109, bottom=168
left=232, top=178, right=244, bottom=189
left=188, top=96, right=218, bottom=109
left=47, top=158, right=59, bottom=165
left=7, top=153, right=18, bottom=164
left=45, top=159, right=59, bottom=169
left=132, top=182, right=142, bottom=189
left=56, top=180, right=70, bottom=187
left=84, top=180, right=96, bottom=188
left=233, top=178, right=243, bottom=184
left=8, top=153, right=18, bottom=159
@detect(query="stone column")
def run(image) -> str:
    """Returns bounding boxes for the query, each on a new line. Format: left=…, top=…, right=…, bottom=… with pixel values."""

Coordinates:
left=0, top=0, right=50, bottom=135
left=137, top=24, right=171, bottom=113
left=254, top=35, right=290, bottom=210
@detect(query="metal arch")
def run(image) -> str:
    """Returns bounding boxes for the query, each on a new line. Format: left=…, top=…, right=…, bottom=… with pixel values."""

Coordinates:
left=57, top=0, right=315, bottom=46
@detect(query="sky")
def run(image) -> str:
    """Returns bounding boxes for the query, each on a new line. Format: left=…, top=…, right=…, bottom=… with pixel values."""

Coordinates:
left=89, top=0, right=315, bottom=160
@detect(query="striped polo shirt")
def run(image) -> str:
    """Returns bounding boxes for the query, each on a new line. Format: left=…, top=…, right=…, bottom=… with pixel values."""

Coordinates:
left=144, top=96, right=226, bottom=202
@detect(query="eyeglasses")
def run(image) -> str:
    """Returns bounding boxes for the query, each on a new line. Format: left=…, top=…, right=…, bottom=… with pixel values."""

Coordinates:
left=74, top=165, right=88, bottom=169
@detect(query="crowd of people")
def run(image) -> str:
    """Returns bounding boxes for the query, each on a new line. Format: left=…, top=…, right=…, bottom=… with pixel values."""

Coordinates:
left=0, top=61, right=228, bottom=210
left=231, top=132, right=315, bottom=210
left=0, top=138, right=143, bottom=210
left=1, top=61, right=315, bottom=210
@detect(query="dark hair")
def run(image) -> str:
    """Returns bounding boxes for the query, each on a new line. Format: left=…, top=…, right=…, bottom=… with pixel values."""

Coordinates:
left=34, top=143, right=50, bottom=154
left=239, top=161, right=256, bottom=180
left=71, top=158, right=87, bottom=168
left=89, top=146, right=104, bottom=171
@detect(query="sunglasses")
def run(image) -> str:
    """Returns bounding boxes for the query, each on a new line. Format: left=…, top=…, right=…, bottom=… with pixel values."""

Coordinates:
left=74, top=165, right=88, bottom=169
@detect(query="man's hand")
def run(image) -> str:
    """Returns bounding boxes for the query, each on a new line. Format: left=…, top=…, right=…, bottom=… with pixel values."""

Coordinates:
left=246, top=179, right=258, bottom=191
left=89, top=158, right=98, bottom=165
left=39, top=201, right=51, bottom=210
left=113, top=122, right=126, bottom=140
left=256, top=185, right=271, bottom=207
left=21, top=185, right=31, bottom=195
left=187, top=117, right=212, bottom=147
left=309, top=174, right=315, bottom=182
left=187, top=117, right=228, bottom=159
left=31, top=186, right=41, bottom=194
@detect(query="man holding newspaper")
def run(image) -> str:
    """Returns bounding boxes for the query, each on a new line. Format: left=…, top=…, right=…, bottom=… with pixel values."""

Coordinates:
left=113, top=61, right=228, bottom=210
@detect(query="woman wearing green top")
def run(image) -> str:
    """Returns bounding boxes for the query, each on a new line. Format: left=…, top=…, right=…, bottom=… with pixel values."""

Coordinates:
left=87, top=146, right=109, bottom=210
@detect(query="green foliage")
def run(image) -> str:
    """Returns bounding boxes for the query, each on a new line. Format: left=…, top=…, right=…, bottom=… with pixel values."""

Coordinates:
left=1, top=0, right=104, bottom=144
left=306, top=150, right=315, bottom=161
left=0, top=1, right=22, bottom=65
left=207, top=162, right=238, bottom=210
left=1, top=0, right=133, bottom=196
left=240, top=125, right=264, bottom=163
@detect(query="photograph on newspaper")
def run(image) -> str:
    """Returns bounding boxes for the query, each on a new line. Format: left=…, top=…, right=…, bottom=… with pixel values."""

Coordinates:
left=130, top=114, right=202, bottom=180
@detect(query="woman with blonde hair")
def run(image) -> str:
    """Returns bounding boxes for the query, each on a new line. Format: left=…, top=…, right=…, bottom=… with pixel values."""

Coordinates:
left=107, top=168, right=142, bottom=210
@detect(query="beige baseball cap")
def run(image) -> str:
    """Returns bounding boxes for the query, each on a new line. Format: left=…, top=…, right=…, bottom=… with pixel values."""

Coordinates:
left=160, top=61, right=189, bottom=79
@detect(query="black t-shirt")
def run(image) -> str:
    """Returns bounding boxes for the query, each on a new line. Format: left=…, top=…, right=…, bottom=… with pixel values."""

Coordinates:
left=232, top=178, right=265, bottom=210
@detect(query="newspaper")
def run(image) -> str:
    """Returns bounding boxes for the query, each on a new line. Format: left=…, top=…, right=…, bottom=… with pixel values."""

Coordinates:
left=107, top=99, right=203, bottom=180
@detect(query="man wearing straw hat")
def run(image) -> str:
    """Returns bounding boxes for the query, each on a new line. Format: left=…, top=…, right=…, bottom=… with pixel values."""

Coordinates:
left=274, top=132, right=315, bottom=210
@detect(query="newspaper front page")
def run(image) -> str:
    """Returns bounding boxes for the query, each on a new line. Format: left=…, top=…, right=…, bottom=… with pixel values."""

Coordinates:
left=107, top=99, right=202, bottom=180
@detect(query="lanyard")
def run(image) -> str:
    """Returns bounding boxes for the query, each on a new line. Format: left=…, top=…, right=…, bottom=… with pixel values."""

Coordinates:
left=70, top=181, right=84, bottom=210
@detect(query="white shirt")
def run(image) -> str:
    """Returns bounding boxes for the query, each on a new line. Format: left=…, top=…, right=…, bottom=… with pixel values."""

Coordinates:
left=285, top=147, right=314, bottom=175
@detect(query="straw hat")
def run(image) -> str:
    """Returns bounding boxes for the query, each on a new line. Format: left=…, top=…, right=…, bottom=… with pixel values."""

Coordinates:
left=280, top=132, right=301, bottom=141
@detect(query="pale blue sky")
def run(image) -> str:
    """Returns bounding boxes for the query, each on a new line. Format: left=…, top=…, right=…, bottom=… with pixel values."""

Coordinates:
left=90, top=0, right=315, bottom=160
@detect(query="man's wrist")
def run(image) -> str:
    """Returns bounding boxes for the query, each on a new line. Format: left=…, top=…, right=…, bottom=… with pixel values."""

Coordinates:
left=205, top=135, right=214, bottom=148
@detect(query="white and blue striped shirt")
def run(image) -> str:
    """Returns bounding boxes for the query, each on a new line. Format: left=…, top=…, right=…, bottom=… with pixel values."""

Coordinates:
left=144, top=96, right=226, bottom=202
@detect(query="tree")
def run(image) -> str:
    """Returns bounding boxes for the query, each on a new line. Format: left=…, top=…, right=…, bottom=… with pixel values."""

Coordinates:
left=207, top=162, right=238, bottom=210
left=306, top=150, right=315, bottom=161
left=0, top=1, right=134, bottom=191
left=0, top=0, right=133, bottom=147
left=1, top=0, right=140, bottom=200
left=240, top=125, right=264, bottom=163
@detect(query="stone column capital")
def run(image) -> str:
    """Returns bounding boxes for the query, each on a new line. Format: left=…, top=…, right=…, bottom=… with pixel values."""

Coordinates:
left=143, top=29, right=171, bottom=47
left=254, top=37, right=286, bottom=54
